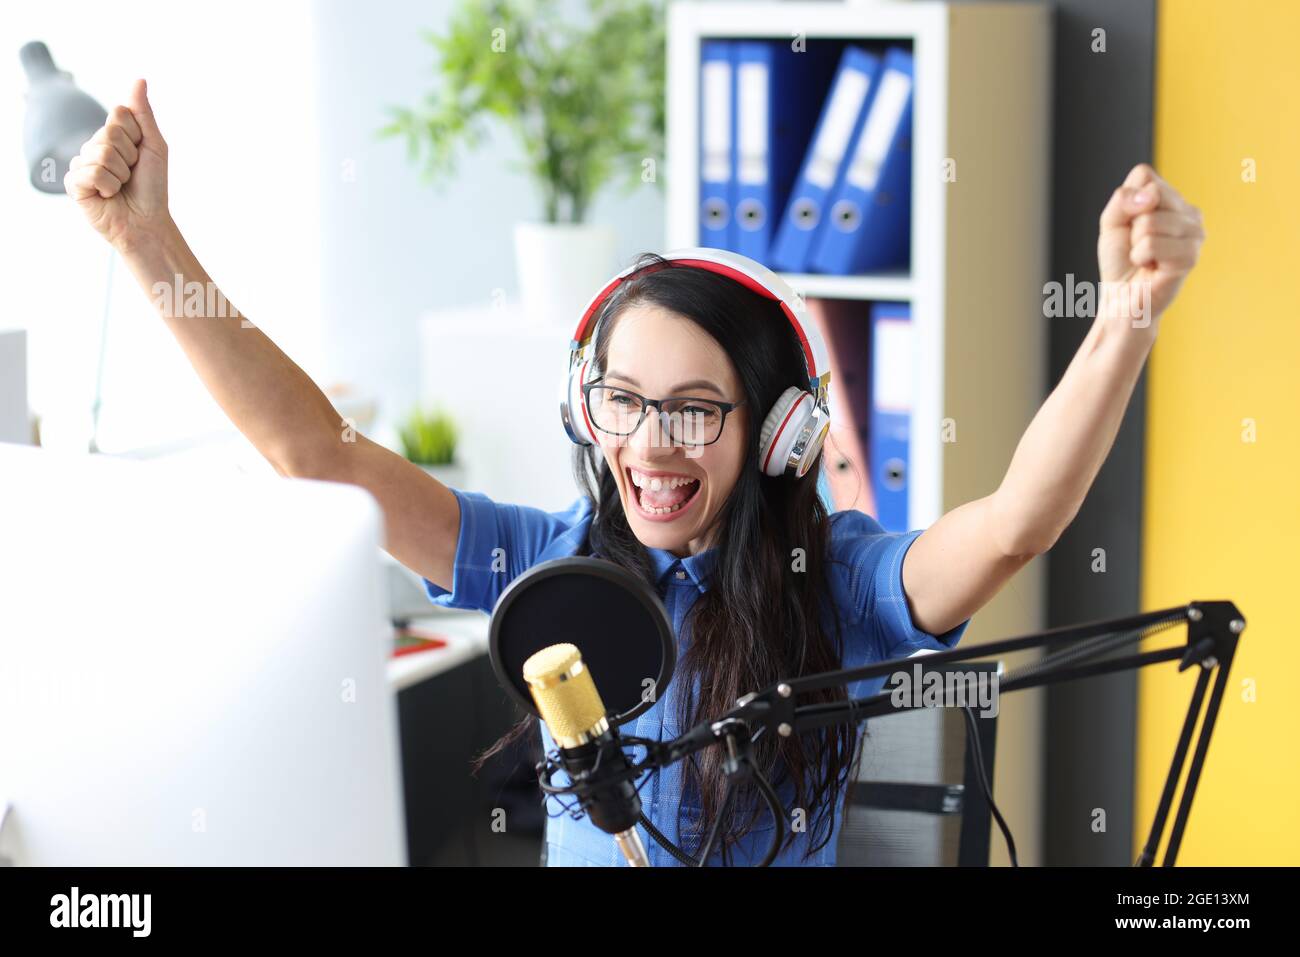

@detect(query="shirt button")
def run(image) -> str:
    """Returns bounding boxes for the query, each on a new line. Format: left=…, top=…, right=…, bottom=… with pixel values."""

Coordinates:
left=675, top=570, right=687, bottom=580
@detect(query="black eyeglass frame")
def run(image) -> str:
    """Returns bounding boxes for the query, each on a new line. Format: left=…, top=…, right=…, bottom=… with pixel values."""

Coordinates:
left=581, top=379, right=746, bottom=447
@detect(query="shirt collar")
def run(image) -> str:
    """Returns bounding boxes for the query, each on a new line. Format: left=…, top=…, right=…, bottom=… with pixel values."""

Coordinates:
left=646, top=544, right=719, bottom=593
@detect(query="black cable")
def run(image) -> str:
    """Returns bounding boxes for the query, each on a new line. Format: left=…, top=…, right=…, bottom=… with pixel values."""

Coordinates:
left=750, top=765, right=786, bottom=867
left=945, top=616, right=1183, bottom=869
left=638, top=810, right=700, bottom=866
left=954, top=615, right=1185, bottom=867
left=537, top=740, right=654, bottom=822
left=962, top=704, right=1017, bottom=867
left=637, top=760, right=785, bottom=867
left=532, top=732, right=702, bottom=863
left=694, top=778, right=737, bottom=866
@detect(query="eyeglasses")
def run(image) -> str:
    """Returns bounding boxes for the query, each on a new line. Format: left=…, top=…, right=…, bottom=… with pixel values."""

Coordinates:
left=582, top=380, right=744, bottom=447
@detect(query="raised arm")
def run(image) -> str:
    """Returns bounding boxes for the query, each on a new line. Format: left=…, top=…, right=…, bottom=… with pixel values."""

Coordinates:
left=65, top=79, right=460, bottom=590
left=900, top=164, right=1205, bottom=636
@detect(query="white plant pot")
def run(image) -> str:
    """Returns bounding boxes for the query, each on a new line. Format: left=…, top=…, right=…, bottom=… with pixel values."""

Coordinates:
left=513, top=221, right=619, bottom=327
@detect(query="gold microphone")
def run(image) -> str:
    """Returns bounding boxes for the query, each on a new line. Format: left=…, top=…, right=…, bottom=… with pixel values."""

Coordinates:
left=523, top=643, right=649, bottom=867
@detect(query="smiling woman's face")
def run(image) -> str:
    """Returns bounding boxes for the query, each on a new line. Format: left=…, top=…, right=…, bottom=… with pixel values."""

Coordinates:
left=596, top=304, right=749, bottom=557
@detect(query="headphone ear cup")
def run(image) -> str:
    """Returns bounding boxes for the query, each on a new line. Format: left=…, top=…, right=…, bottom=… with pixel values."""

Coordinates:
left=560, top=359, right=599, bottom=446
left=796, top=416, right=831, bottom=479
left=758, top=386, right=814, bottom=477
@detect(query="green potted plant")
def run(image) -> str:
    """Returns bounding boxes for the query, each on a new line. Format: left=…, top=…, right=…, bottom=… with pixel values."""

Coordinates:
left=397, top=406, right=465, bottom=488
left=381, top=0, right=665, bottom=325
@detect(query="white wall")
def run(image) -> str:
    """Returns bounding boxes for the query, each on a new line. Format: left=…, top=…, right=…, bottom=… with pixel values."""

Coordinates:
left=419, top=305, right=582, bottom=512
left=0, top=0, right=321, bottom=453
left=3, top=0, right=665, bottom=470
left=311, top=0, right=666, bottom=437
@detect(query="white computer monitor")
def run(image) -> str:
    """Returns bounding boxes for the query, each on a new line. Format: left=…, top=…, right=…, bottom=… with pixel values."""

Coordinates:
left=0, top=443, right=406, bottom=865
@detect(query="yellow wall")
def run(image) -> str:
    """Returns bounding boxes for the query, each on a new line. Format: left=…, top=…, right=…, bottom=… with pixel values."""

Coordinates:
left=1139, top=0, right=1300, bottom=864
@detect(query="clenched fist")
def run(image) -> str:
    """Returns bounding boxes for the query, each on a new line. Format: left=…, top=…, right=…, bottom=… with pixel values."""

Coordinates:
left=1097, top=163, right=1205, bottom=324
left=65, top=78, right=171, bottom=251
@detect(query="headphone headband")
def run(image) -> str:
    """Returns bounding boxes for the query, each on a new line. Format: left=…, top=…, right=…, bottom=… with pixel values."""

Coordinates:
left=568, top=247, right=830, bottom=399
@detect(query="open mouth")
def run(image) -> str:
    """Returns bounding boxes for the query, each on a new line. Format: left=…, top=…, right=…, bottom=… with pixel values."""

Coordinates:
left=626, top=467, right=702, bottom=521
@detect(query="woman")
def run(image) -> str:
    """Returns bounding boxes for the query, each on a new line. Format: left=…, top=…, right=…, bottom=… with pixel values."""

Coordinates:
left=66, top=80, right=1205, bottom=866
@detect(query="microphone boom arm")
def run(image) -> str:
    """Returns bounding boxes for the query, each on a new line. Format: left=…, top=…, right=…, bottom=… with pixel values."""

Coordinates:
left=656, top=599, right=1244, bottom=867
left=536, top=600, right=1243, bottom=867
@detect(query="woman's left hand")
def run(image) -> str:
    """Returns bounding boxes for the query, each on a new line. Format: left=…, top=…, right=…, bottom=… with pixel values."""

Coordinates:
left=1097, top=163, right=1206, bottom=326
left=902, top=165, right=1208, bottom=635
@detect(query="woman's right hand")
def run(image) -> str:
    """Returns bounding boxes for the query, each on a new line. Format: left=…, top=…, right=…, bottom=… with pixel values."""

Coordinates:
left=60, top=77, right=464, bottom=590
left=65, top=78, right=172, bottom=251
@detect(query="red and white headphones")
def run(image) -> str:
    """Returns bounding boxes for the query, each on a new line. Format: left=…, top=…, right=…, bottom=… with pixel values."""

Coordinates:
left=559, top=247, right=832, bottom=479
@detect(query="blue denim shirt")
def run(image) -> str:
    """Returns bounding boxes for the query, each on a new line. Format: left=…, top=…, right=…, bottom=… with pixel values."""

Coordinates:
left=423, top=487, right=970, bottom=866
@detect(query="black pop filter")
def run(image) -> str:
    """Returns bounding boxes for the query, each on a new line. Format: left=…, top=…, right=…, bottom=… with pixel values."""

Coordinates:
left=488, top=556, right=675, bottom=726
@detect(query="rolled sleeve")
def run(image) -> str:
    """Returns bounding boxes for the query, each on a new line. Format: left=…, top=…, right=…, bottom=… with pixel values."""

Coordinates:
left=422, top=486, right=592, bottom=615
left=831, top=509, right=971, bottom=662
left=868, top=528, right=970, bottom=658
left=422, top=487, right=501, bottom=613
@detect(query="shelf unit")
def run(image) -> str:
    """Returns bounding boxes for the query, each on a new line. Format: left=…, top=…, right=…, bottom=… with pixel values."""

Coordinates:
left=666, top=0, right=1054, bottom=865
left=779, top=270, right=914, bottom=302
left=667, top=0, right=1051, bottom=533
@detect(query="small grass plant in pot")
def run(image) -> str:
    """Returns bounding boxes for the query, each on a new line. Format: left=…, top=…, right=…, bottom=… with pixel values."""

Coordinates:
left=398, top=406, right=465, bottom=489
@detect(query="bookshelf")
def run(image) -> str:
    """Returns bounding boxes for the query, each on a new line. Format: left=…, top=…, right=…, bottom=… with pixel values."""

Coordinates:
left=668, top=0, right=1051, bottom=530
left=666, top=0, right=1053, bottom=864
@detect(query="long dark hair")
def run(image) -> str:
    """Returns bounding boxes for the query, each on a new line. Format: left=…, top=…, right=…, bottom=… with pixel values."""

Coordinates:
left=475, top=253, right=859, bottom=861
